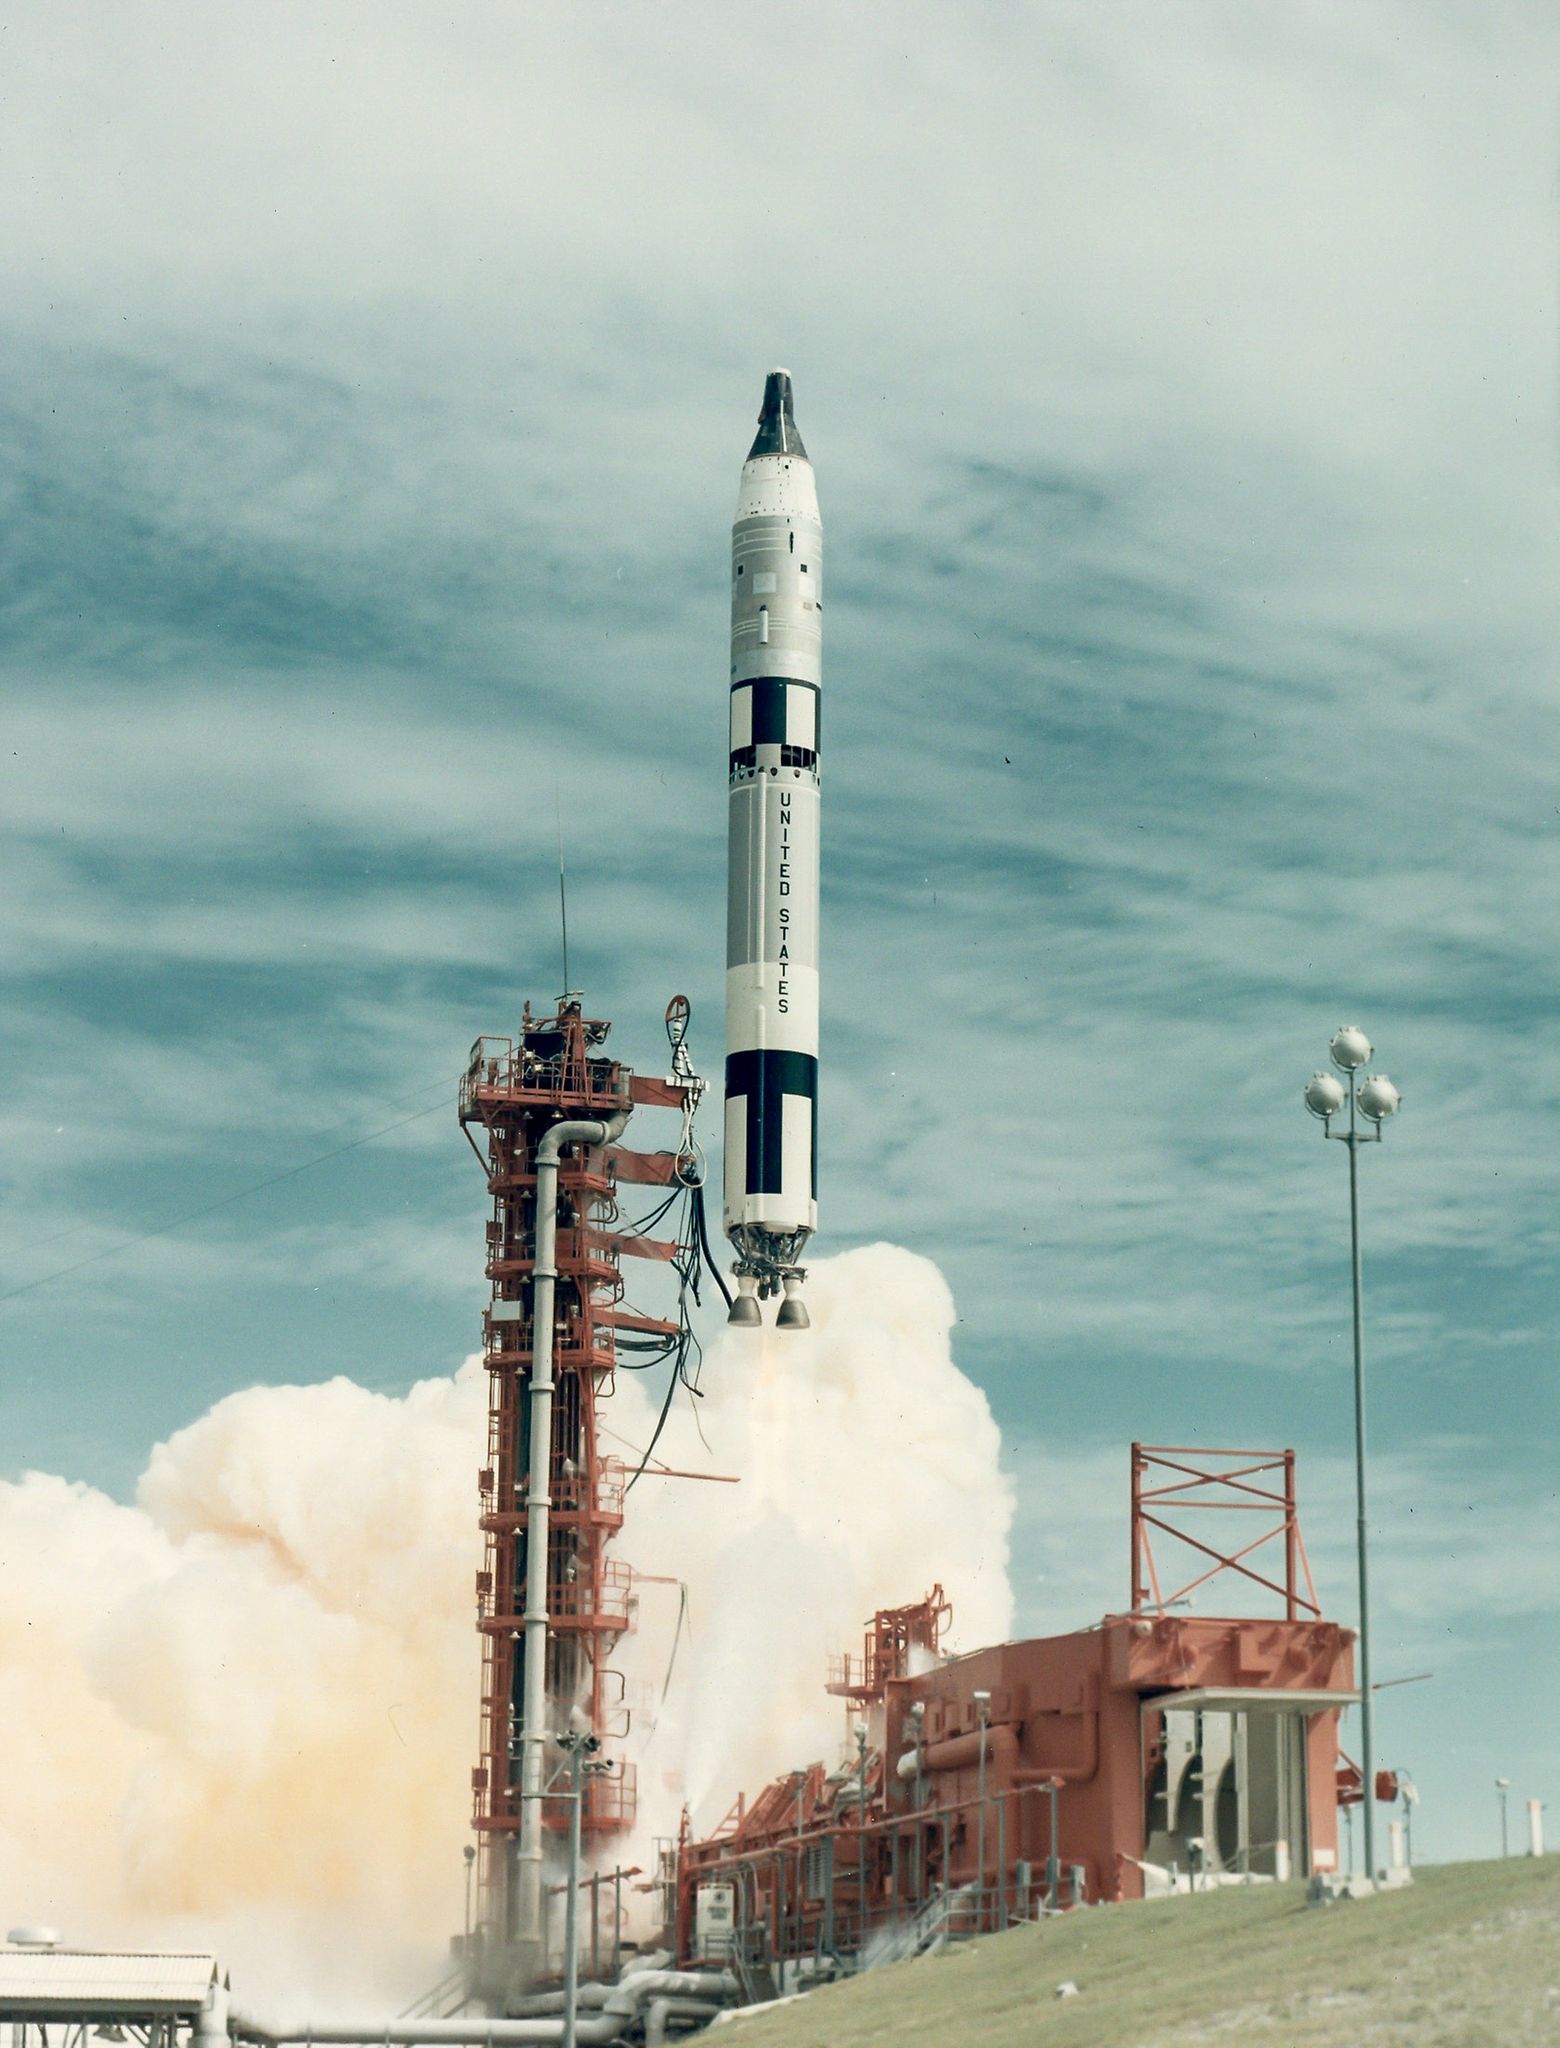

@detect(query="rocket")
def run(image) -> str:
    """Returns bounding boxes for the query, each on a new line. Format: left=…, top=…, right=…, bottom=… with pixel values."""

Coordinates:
left=724, top=371, right=820, bottom=1330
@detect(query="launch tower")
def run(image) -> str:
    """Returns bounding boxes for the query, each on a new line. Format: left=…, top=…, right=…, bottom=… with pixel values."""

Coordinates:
left=459, top=997, right=702, bottom=1998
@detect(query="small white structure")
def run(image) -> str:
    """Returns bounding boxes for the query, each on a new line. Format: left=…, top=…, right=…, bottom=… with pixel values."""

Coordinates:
left=0, top=1942, right=226, bottom=2048
left=695, top=1884, right=737, bottom=1961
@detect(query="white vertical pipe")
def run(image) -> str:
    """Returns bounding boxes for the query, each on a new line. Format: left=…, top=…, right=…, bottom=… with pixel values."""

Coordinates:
left=194, top=1982, right=231, bottom=2048
left=515, top=1110, right=628, bottom=1973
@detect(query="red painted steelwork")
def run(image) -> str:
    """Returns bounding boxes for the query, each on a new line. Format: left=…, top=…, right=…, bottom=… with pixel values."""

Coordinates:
left=674, top=1449, right=1366, bottom=1971
left=1131, top=1442, right=1320, bottom=1620
left=825, top=1587, right=951, bottom=1703
left=459, top=998, right=698, bottom=1952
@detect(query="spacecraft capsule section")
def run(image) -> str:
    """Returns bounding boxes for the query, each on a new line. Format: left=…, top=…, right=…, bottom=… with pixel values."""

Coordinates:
left=724, top=371, right=822, bottom=1320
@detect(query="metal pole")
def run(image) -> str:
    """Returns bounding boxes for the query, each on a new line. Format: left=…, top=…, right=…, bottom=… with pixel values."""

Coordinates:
left=1498, top=1783, right=1510, bottom=1858
left=855, top=1744, right=868, bottom=1949
left=995, top=1793, right=1007, bottom=1931
left=562, top=1749, right=583, bottom=2048
left=976, top=1700, right=988, bottom=1930
left=463, top=1844, right=475, bottom=1966
left=1046, top=1780, right=1060, bottom=1910
left=1346, top=1074, right=1378, bottom=1887
left=854, top=1725, right=868, bottom=1956
left=515, top=1111, right=627, bottom=1973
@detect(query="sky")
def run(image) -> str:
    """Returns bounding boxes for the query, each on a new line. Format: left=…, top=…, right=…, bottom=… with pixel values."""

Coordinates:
left=2, top=0, right=1556, bottom=1879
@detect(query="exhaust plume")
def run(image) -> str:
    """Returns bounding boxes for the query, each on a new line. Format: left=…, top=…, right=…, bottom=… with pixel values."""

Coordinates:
left=613, top=1243, right=1014, bottom=1830
left=0, top=1245, right=1011, bottom=2003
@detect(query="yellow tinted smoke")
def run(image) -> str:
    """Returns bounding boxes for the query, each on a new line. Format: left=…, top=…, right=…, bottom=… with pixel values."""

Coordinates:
left=0, top=1246, right=1012, bottom=2005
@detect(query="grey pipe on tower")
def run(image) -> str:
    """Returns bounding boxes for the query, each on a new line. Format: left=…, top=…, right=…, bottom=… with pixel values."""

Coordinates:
left=513, top=1109, right=629, bottom=1977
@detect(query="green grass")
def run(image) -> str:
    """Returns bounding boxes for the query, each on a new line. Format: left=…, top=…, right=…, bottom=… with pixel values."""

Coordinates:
left=715, top=1859, right=1560, bottom=2048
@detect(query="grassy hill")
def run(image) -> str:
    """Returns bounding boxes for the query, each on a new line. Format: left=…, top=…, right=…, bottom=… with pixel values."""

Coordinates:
left=716, top=1858, right=1559, bottom=2048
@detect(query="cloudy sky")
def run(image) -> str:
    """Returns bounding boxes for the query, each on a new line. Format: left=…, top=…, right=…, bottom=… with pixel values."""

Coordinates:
left=3, top=2, right=1556, bottom=1869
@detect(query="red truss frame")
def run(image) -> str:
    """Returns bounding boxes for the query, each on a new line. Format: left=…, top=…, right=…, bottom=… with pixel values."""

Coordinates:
left=1130, top=1442, right=1320, bottom=1620
left=826, top=1587, right=953, bottom=1704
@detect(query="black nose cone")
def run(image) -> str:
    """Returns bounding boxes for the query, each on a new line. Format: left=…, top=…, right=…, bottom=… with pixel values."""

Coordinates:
left=748, top=369, right=808, bottom=460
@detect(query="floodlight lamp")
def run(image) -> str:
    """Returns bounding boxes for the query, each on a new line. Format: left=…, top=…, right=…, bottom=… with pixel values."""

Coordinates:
left=1330, top=1024, right=1372, bottom=1071
left=1304, top=1071, right=1346, bottom=1119
left=853, top=1719, right=868, bottom=1742
left=1496, top=1777, right=1511, bottom=1789
left=1358, top=1074, right=1401, bottom=1122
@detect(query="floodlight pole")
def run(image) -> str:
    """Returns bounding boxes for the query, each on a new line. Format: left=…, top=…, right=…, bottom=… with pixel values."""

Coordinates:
left=1045, top=1776, right=1062, bottom=1910
left=562, top=1744, right=583, bottom=2048
left=556, top=1730, right=605, bottom=2048
left=1317, top=1056, right=1387, bottom=1886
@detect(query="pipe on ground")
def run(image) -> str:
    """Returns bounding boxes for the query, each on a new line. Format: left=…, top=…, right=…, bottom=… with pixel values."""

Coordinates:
left=644, top=1997, right=723, bottom=2045
left=230, top=1971, right=736, bottom=2048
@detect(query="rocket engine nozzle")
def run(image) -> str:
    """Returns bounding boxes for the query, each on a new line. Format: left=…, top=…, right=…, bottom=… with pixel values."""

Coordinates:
left=774, top=1274, right=810, bottom=1330
left=726, top=1261, right=809, bottom=1331
left=727, top=1273, right=763, bottom=1327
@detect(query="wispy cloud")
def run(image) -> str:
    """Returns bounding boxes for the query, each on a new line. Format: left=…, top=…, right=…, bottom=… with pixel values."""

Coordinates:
left=0, top=0, right=1553, bottom=1864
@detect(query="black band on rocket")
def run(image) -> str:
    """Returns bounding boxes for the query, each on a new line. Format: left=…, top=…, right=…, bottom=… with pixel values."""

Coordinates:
left=730, top=677, right=821, bottom=748
left=725, top=1049, right=819, bottom=1198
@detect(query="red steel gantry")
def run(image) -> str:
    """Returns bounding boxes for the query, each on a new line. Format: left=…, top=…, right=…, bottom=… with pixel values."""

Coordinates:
left=458, top=997, right=700, bottom=1977
left=673, top=1446, right=1374, bottom=1981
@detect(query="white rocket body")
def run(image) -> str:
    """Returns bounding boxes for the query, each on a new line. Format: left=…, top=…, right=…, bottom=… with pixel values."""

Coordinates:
left=724, top=371, right=821, bottom=1325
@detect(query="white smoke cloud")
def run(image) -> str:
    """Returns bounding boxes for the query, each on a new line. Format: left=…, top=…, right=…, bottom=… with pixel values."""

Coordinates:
left=0, top=1245, right=1011, bottom=2005
left=0, top=1369, right=485, bottom=2012
left=613, top=1243, right=1014, bottom=1833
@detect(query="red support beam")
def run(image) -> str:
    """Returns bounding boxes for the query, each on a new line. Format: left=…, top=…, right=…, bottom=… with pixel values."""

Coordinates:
left=458, top=999, right=699, bottom=1958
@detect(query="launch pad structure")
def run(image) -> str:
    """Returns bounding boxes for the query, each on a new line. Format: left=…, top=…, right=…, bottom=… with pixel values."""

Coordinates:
left=457, top=996, right=704, bottom=2002
left=421, top=381, right=1410, bottom=2030
left=443, top=1021, right=1399, bottom=2019
left=669, top=1444, right=1381, bottom=1993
